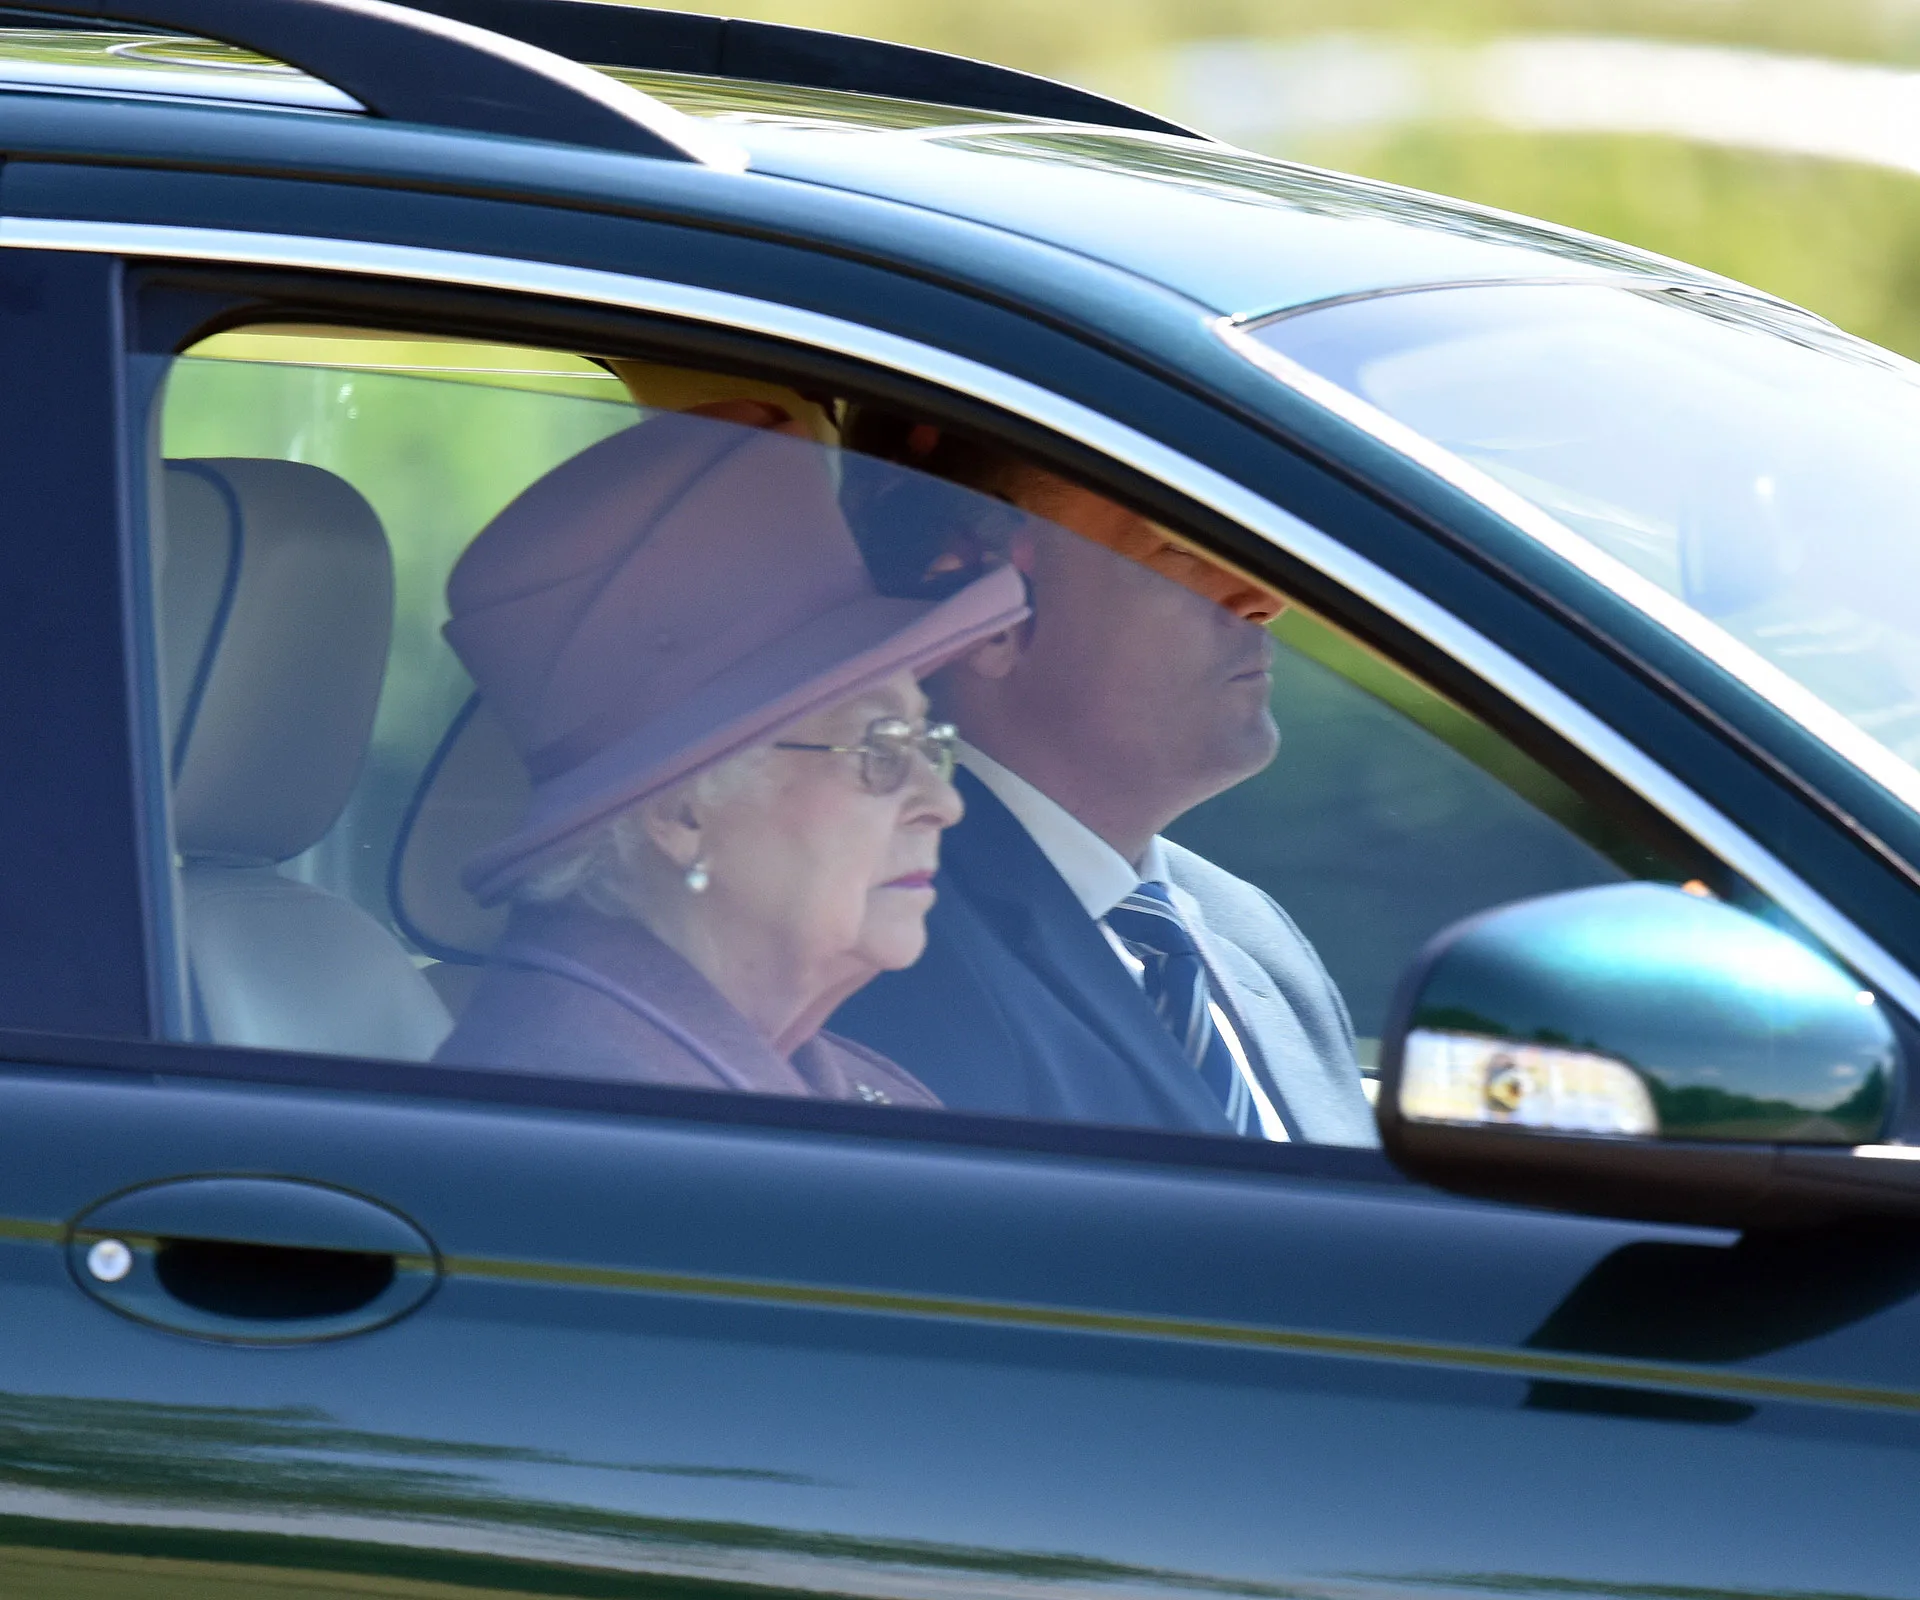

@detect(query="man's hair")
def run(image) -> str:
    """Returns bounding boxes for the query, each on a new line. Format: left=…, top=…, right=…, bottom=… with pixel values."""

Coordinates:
left=840, top=405, right=1044, bottom=599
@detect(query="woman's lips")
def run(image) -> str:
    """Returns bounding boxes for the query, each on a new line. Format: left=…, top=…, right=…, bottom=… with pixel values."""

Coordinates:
left=882, top=871, right=937, bottom=890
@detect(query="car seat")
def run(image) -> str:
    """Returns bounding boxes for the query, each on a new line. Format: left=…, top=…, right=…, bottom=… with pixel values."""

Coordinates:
left=162, top=458, right=452, bottom=1058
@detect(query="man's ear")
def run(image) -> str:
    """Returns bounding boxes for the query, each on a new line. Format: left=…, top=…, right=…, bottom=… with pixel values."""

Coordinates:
left=636, top=789, right=704, bottom=870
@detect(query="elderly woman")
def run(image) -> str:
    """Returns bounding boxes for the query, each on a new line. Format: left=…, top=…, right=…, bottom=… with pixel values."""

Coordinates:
left=433, top=407, right=1030, bottom=1104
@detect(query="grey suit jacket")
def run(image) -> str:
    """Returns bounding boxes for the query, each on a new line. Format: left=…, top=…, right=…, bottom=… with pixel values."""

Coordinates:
left=1159, top=840, right=1376, bottom=1147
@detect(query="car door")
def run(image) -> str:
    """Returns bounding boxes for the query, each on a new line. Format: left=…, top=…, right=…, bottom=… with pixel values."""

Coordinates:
left=0, top=231, right=1915, bottom=1600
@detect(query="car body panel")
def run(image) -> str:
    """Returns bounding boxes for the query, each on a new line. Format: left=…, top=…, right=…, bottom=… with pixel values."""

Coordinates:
left=0, top=246, right=149, bottom=1038
left=730, top=122, right=1737, bottom=319
left=3, top=1051, right=1919, bottom=1597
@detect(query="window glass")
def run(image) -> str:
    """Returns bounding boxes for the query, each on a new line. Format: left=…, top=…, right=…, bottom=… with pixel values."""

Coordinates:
left=143, top=318, right=1737, bottom=1145
left=160, top=329, right=639, bottom=913
left=1167, top=605, right=1661, bottom=1069
left=1249, top=285, right=1920, bottom=807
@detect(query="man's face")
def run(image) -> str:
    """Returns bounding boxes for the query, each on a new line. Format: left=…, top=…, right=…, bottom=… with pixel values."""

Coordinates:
left=1005, top=480, right=1281, bottom=816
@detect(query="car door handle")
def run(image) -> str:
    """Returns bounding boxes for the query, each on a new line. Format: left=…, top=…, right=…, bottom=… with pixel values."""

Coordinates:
left=67, top=1176, right=440, bottom=1343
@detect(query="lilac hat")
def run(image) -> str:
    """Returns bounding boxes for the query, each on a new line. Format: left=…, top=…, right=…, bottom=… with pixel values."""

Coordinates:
left=445, top=410, right=1030, bottom=905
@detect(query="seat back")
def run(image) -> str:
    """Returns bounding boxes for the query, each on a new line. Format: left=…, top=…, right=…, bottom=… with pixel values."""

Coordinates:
left=162, top=459, right=452, bottom=1058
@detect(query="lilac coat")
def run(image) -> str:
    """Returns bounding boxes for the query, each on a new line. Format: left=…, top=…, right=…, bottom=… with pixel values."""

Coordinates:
left=436, top=902, right=939, bottom=1108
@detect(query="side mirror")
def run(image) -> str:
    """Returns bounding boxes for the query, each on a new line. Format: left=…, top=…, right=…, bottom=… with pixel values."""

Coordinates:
left=1378, top=883, right=1919, bottom=1229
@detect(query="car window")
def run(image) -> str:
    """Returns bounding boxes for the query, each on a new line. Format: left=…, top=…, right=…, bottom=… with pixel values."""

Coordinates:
left=138, top=314, right=1752, bottom=1144
left=1244, top=284, right=1920, bottom=817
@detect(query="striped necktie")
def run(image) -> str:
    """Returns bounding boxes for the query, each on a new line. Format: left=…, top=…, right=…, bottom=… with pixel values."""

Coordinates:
left=1105, top=881, right=1255, bottom=1135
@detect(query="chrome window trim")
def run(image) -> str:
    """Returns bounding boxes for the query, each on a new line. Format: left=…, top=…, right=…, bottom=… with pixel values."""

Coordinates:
left=1232, top=274, right=1806, bottom=332
left=10, top=214, right=1915, bottom=1023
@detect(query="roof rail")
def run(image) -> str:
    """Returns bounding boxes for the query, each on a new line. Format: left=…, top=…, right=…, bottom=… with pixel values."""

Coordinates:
left=12, top=0, right=746, bottom=164
left=398, top=0, right=1204, bottom=139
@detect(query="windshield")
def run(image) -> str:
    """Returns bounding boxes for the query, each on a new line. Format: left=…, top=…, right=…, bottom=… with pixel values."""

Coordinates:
left=1245, top=282, right=1920, bottom=804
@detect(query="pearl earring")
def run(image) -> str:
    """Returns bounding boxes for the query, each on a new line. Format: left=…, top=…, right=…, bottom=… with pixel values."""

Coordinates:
left=685, top=859, right=710, bottom=894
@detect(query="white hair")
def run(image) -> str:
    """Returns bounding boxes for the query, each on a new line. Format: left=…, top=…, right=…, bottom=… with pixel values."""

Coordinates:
left=512, top=742, right=779, bottom=918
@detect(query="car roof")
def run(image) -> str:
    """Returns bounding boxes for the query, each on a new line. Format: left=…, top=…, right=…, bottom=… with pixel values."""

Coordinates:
left=0, top=24, right=1762, bottom=321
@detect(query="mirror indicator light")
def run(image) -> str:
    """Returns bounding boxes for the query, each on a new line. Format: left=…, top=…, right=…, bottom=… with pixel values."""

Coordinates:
left=85, top=1238, right=133, bottom=1284
left=1401, top=1029, right=1658, bottom=1136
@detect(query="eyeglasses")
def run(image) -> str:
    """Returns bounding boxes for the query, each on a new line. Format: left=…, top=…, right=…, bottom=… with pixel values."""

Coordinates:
left=774, top=717, right=958, bottom=796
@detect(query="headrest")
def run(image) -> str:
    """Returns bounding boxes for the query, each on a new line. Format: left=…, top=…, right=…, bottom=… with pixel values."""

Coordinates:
left=390, top=695, right=527, bottom=961
left=162, top=459, right=394, bottom=864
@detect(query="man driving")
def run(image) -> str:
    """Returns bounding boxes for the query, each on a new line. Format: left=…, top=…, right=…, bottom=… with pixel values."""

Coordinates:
left=830, top=416, right=1376, bottom=1144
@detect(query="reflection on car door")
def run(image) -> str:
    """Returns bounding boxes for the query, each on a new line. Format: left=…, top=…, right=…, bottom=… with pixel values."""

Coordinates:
left=3, top=1049, right=1917, bottom=1598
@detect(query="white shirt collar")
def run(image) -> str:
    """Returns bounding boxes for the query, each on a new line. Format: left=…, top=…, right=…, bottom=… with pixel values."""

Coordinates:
left=958, top=741, right=1163, bottom=920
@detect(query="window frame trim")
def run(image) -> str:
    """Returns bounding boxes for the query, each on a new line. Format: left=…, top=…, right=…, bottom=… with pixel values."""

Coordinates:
left=32, top=209, right=1918, bottom=1033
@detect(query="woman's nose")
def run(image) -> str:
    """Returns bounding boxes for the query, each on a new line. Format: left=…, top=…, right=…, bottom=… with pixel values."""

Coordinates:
left=907, top=763, right=965, bottom=829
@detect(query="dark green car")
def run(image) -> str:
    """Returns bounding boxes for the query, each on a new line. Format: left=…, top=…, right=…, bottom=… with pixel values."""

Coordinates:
left=0, top=2, right=1917, bottom=1596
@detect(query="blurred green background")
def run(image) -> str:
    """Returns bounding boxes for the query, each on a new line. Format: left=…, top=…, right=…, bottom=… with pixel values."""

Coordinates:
left=640, top=0, right=1920, bottom=359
